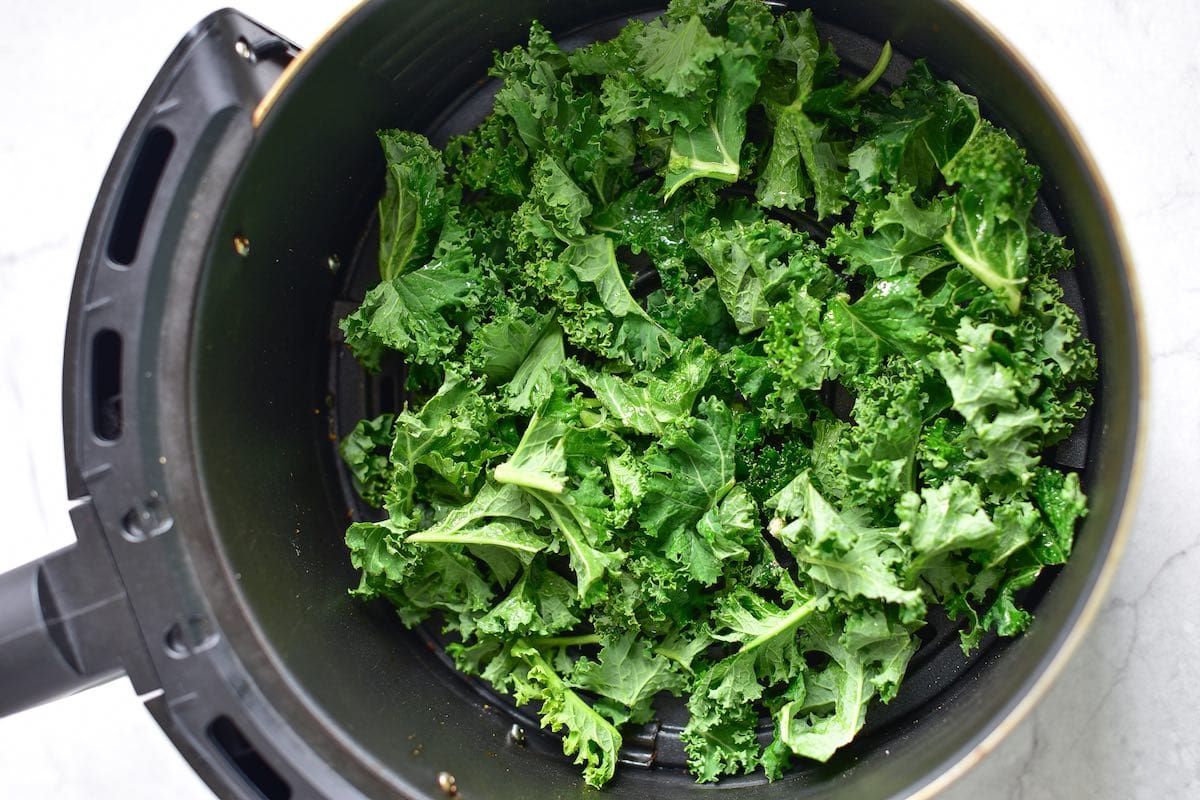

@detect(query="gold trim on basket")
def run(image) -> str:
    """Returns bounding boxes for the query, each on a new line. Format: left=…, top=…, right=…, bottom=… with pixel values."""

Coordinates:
left=252, top=0, right=370, bottom=129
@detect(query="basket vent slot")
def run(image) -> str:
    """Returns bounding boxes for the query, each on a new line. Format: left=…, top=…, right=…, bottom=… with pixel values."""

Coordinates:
left=107, top=125, right=175, bottom=266
left=207, top=715, right=292, bottom=800
left=90, top=329, right=123, bottom=442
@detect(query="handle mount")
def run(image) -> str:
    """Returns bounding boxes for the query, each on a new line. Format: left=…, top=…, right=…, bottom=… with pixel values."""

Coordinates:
left=0, top=502, right=144, bottom=716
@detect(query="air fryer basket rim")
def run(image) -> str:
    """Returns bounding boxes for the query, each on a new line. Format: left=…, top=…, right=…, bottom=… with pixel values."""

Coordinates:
left=39, top=1, right=1144, bottom=799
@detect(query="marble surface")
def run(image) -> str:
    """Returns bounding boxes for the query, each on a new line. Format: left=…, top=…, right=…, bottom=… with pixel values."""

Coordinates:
left=0, top=1, right=1196, bottom=797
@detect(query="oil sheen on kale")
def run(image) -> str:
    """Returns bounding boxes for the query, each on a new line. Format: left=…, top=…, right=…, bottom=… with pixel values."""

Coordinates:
left=336, top=0, right=1095, bottom=788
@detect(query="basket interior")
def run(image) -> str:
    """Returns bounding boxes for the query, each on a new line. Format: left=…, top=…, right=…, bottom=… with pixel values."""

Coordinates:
left=187, top=2, right=1138, bottom=797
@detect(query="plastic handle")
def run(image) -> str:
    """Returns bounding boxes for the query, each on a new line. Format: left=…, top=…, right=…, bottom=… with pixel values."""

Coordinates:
left=0, top=549, right=124, bottom=716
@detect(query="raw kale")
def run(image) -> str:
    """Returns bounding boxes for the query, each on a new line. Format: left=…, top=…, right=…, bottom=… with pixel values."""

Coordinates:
left=338, top=0, right=1096, bottom=787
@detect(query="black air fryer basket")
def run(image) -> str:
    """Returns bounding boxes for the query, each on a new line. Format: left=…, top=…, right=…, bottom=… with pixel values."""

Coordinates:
left=0, top=2, right=1142, bottom=799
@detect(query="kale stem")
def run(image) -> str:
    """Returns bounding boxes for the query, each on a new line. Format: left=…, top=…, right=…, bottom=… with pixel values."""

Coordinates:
left=530, top=633, right=602, bottom=648
left=849, top=41, right=894, bottom=99
left=738, top=595, right=822, bottom=655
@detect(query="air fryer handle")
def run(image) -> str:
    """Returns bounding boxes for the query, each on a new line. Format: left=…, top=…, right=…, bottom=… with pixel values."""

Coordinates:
left=0, top=543, right=131, bottom=716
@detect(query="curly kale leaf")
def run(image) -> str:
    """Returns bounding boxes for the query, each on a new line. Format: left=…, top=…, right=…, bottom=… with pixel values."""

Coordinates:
left=570, top=632, right=684, bottom=725
left=340, top=219, right=489, bottom=370
left=511, top=642, right=623, bottom=788
left=567, top=338, right=719, bottom=436
left=827, top=187, right=954, bottom=280
left=691, top=214, right=831, bottom=335
left=847, top=61, right=980, bottom=200
left=640, top=397, right=741, bottom=584
left=756, top=9, right=860, bottom=218
left=662, top=1, right=778, bottom=197
left=767, top=610, right=916, bottom=768
left=562, top=234, right=681, bottom=368
left=635, top=12, right=725, bottom=98
left=941, top=122, right=1041, bottom=313
left=384, top=373, right=505, bottom=515
left=340, top=414, right=395, bottom=508
left=768, top=472, right=925, bottom=619
left=377, top=130, right=451, bottom=281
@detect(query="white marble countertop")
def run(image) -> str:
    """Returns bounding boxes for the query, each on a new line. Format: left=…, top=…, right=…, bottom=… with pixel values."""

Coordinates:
left=0, top=1, right=1196, bottom=797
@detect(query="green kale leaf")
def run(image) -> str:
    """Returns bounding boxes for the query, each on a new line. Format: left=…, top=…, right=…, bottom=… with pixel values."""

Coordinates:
left=377, top=130, right=451, bottom=281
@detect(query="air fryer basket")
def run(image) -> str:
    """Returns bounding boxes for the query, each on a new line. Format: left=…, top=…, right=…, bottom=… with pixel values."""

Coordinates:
left=0, top=2, right=1142, bottom=799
